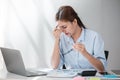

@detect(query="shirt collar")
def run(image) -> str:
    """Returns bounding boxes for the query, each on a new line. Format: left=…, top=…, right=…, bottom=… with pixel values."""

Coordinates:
left=77, top=28, right=85, bottom=43
left=66, top=28, right=85, bottom=44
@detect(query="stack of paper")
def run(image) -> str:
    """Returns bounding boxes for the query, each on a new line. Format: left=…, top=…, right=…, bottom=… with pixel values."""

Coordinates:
left=47, top=69, right=79, bottom=78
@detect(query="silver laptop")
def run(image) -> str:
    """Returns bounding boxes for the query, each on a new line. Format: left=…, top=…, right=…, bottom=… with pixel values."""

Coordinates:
left=0, top=47, right=47, bottom=77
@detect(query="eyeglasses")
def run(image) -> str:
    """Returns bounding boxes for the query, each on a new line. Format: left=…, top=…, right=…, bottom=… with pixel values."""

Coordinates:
left=63, top=48, right=74, bottom=55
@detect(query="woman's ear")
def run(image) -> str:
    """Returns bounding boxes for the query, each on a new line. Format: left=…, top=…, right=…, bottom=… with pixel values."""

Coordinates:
left=72, top=19, right=77, bottom=25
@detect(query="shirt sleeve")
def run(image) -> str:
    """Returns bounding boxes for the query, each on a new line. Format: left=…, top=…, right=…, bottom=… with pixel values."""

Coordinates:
left=93, top=33, right=107, bottom=71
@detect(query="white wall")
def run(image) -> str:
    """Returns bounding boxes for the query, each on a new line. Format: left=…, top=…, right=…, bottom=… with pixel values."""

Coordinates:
left=0, top=0, right=120, bottom=72
left=0, top=0, right=7, bottom=75
left=102, top=0, right=120, bottom=70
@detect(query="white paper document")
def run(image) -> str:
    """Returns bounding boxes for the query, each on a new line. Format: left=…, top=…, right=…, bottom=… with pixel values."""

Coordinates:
left=46, top=69, right=82, bottom=78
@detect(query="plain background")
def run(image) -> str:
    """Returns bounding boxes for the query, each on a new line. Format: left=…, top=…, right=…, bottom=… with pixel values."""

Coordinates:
left=0, top=0, right=120, bottom=74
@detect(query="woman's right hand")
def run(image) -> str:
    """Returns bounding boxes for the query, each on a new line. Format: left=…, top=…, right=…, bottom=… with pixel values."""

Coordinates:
left=53, top=28, right=62, bottom=40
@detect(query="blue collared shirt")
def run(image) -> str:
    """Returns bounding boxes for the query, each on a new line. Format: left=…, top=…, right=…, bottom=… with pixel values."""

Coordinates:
left=58, top=28, right=107, bottom=70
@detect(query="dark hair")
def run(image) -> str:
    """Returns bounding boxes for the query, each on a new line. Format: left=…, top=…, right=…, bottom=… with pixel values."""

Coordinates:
left=56, top=6, right=86, bottom=29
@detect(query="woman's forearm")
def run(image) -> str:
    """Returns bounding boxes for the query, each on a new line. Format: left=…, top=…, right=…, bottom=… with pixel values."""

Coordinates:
left=83, top=52, right=104, bottom=72
left=51, top=39, right=60, bottom=69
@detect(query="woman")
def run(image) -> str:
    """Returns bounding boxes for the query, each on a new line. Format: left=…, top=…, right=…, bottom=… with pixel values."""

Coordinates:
left=51, top=6, right=107, bottom=72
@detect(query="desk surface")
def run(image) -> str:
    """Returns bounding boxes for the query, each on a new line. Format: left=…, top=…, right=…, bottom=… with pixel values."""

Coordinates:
left=0, top=71, right=120, bottom=80
left=0, top=72, right=73, bottom=80
left=0, top=69, right=95, bottom=80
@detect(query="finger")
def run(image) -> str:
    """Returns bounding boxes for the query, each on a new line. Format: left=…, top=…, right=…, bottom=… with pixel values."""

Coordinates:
left=75, top=42, right=83, bottom=46
left=73, top=45, right=81, bottom=50
left=76, top=43, right=85, bottom=49
left=56, top=25, right=60, bottom=29
left=74, top=43, right=82, bottom=48
left=56, top=25, right=58, bottom=28
left=74, top=44, right=84, bottom=51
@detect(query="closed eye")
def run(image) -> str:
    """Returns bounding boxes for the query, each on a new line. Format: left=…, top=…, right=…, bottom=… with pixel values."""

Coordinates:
left=61, top=26, right=67, bottom=29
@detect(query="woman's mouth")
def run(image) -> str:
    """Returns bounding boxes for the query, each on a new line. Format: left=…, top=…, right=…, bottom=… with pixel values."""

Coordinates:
left=65, top=33, right=71, bottom=37
left=65, top=33, right=69, bottom=35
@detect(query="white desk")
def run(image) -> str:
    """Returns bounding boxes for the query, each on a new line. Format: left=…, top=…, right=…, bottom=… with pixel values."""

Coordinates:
left=0, top=72, right=73, bottom=80
left=0, top=70, right=120, bottom=80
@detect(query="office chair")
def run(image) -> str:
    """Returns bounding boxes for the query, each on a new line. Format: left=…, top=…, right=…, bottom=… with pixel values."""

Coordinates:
left=62, top=50, right=109, bottom=69
left=104, top=50, right=109, bottom=60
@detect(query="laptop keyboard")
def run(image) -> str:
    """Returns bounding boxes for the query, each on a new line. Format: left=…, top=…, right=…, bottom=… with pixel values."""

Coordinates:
left=26, top=71, right=47, bottom=76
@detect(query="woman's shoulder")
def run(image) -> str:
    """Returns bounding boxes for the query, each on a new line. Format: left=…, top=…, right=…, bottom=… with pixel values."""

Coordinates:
left=85, top=28, right=99, bottom=35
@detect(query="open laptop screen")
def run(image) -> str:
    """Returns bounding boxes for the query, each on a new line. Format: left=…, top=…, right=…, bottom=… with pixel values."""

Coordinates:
left=1, top=47, right=47, bottom=76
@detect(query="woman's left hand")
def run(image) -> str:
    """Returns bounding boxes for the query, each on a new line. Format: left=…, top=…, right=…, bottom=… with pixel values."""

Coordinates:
left=73, top=43, right=87, bottom=55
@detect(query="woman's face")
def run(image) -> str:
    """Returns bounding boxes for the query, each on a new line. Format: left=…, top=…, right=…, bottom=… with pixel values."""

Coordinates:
left=57, top=19, right=77, bottom=37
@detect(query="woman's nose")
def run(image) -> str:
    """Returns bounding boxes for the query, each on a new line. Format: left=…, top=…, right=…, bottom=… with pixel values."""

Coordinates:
left=62, top=28, right=66, bottom=32
left=62, top=29, right=66, bottom=33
